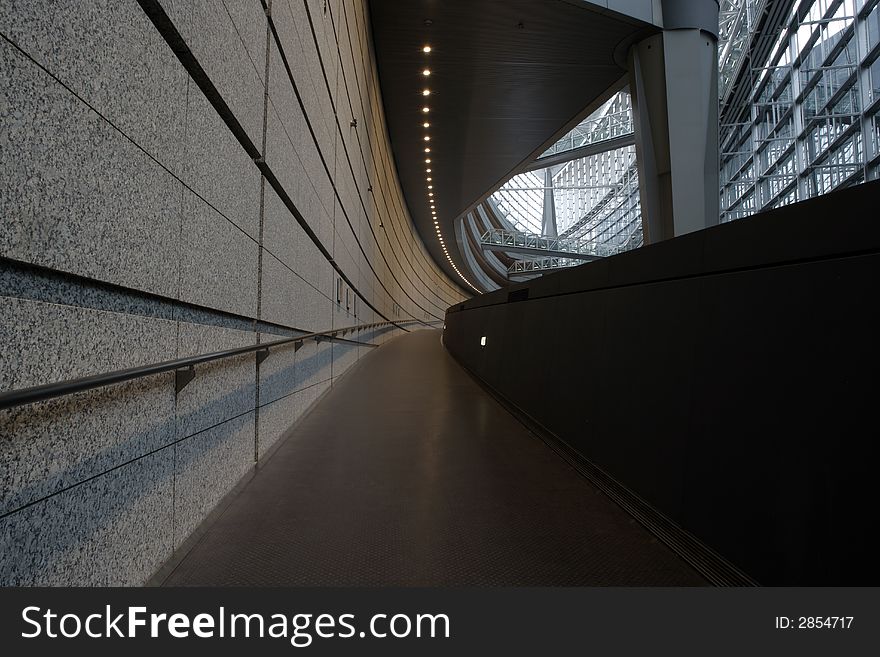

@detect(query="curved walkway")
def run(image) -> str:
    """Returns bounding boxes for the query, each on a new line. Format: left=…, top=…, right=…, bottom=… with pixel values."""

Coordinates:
left=159, top=330, right=705, bottom=586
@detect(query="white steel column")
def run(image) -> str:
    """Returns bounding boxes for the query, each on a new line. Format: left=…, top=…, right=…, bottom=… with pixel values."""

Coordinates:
left=628, top=0, right=720, bottom=243
left=541, top=168, right=559, bottom=238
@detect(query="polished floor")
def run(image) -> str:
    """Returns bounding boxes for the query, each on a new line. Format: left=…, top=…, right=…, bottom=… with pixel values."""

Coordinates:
left=160, top=330, right=705, bottom=586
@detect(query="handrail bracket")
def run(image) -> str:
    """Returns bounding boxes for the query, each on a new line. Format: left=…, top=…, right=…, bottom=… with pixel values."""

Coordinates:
left=175, top=366, right=196, bottom=394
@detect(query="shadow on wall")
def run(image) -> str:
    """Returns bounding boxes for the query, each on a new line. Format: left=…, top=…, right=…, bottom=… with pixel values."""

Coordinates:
left=443, top=181, right=880, bottom=586
left=0, top=333, right=385, bottom=586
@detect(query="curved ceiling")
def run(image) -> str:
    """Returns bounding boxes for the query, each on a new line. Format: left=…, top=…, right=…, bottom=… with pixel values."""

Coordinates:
left=369, top=0, right=657, bottom=292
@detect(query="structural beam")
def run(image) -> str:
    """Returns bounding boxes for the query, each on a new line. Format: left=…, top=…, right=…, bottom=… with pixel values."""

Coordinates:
left=523, top=133, right=636, bottom=172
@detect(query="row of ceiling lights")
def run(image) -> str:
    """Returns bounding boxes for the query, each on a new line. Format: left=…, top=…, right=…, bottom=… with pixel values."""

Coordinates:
left=419, top=44, right=480, bottom=294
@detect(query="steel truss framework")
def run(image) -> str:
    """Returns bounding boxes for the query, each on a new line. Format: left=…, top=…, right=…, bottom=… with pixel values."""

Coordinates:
left=720, top=0, right=771, bottom=104
left=508, top=257, right=588, bottom=276
left=463, top=0, right=880, bottom=286
left=540, top=93, right=635, bottom=158
left=720, top=0, right=880, bottom=222
left=479, top=228, right=615, bottom=259
left=489, top=91, right=642, bottom=260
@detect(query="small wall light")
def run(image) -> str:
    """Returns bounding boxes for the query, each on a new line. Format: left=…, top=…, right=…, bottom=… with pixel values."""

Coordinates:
left=480, top=336, right=487, bottom=347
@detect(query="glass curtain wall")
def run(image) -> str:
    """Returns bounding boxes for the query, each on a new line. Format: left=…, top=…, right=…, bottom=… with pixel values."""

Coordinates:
left=491, top=92, right=642, bottom=255
left=472, top=0, right=880, bottom=284
left=720, top=0, right=880, bottom=222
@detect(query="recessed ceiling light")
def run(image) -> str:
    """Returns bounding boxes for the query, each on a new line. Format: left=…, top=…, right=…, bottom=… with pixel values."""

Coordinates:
left=423, top=46, right=432, bottom=53
left=426, top=177, right=432, bottom=181
left=425, top=158, right=431, bottom=163
left=423, top=69, right=431, bottom=76
left=423, top=122, right=430, bottom=128
left=428, top=192, right=433, bottom=196
left=422, top=107, right=429, bottom=113
left=423, top=136, right=430, bottom=141
left=422, top=89, right=430, bottom=96
left=424, top=148, right=430, bottom=153
left=428, top=185, right=433, bottom=189
left=426, top=168, right=431, bottom=172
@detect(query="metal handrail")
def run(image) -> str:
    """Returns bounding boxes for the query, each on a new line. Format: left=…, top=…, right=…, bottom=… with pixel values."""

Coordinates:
left=0, top=320, right=418, bottom=411
left=480, top=227, right=614, bottom=259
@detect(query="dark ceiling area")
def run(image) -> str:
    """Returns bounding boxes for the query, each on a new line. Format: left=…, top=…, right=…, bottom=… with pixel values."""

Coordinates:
left=369, top=0, right=656, bottom=290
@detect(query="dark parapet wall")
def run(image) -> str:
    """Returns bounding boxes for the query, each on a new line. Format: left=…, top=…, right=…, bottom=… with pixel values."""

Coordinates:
left=443, top=180, right=880, bottom=585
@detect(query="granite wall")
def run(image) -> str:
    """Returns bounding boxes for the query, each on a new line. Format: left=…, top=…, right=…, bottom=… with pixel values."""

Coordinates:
left=0, top=0, right=466, bottom=585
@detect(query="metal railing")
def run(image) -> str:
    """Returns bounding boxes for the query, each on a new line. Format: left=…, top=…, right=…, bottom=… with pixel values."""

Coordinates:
left=507, top=257, right=586, bottom=276
left=479, top=228, right=614, bottom=259
left=539, top=104, right=634, bottom=159
left=0, top=320, right=420, bottom=411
